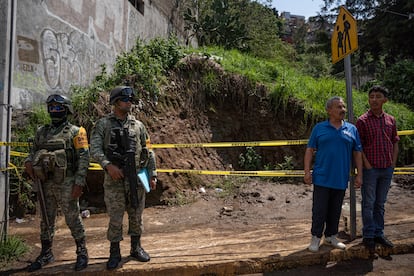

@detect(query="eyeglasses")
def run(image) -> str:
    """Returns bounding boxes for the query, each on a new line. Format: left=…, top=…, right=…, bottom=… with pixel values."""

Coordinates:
left=119, top=97, right=132, bottom=102
left=48, top=104, right=66, bottom=112
left=46, top=94, right=67, bottom=104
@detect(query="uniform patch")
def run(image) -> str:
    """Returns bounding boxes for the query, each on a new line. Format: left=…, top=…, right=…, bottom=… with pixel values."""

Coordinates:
left=146, top=138, right=152, bottom=148
left=73, top=127, right=89, bottom=149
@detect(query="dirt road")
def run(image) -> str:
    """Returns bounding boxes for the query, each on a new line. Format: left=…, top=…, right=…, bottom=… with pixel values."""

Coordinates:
left=3, top=179, right=414, bottom=275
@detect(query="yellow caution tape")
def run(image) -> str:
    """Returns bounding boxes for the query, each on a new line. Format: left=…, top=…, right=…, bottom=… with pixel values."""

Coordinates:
left=0, top=141, right=31, bottom=146
left=2, top=163, right=413, bottom=176
left=156, top=168, right=414, bottom=176
left=151, top=139, right=309, bottom=149
left=393, top=167, right=414, bottom=175
left=87, top=165, right=306, bottom=176
left=156, top=169, right=305, bottom=177
left=2, top=130, right=414, bottom=176
left=398, top=130, right=414, bottom=136
left=1, top=129, right=413, bottom=148
left=10, top=151, right=28, bottom=157
left=85, top=165, right=414, bottom=176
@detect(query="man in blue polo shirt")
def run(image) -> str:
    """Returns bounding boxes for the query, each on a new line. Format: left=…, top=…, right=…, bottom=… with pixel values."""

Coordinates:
left=304, top=96, right=363, bottom=252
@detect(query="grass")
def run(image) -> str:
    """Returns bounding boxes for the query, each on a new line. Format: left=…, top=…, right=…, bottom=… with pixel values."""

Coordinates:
left=0, top=235, right=30, bottom=267
left=196, top=46, right=414, bottom=133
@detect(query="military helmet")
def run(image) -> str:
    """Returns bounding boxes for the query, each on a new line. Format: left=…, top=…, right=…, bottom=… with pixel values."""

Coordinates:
left=46, top=94, right=73, bottom=114
left=109, top=86, right=135, bottom=105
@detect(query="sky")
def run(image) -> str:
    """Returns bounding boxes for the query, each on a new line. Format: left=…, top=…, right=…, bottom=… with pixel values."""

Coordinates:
left=271, top=0, right=325, bottom=19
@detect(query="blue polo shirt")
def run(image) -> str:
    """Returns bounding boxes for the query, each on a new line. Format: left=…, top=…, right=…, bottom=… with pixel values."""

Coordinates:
left=307, top=120, right=362, bottom=190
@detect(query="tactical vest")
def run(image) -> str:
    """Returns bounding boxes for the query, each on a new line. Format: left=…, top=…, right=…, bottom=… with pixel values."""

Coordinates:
left=32, top=124, right=78, bottom=183
left=104, top=115, right=148, bottom=168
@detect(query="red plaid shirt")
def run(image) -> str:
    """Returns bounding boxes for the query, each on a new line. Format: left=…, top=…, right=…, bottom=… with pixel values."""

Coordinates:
left=356, top=110, right=399, bottom=168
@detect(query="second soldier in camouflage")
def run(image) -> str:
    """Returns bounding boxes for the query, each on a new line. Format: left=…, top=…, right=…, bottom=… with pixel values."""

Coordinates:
left=90, top=86, right=157, bottom=270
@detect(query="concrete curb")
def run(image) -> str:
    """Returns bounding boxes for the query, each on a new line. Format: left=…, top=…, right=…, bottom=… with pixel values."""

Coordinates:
left=11, top=239, right=413, bottom=275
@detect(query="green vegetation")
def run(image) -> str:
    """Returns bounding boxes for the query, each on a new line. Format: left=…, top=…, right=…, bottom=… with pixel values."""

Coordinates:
left=70, top=37, right=184, bottom=131
left=0, top=236, right=29, bottom=267
left=165, top=189, right=197, bottom=206
left=238, top=147, right=262, bottom=171
left=197, top=46, right=414, bottom=129
left=11, top=1, right=414, bottom=207
left=209, top=176, right=246, bottom=198
left=9, top=105, right=49, bottom=218
left=196, top=45, right=413, bottom=163
left=18, top=37, right=414, bottom=167
left=383, top=60, right=414, bottom=110
left=183, top=0, right=283, bottom=58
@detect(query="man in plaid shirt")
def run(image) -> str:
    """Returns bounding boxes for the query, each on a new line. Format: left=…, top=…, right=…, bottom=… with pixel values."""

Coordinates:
left=356, top=85, right=400, bottom=255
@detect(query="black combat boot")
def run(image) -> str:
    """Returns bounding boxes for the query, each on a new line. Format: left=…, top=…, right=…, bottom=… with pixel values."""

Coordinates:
left=74, top=237, right=88, bottom=271
left=28, top=239, right=55, bottom=272
left=130, top=235, right=150, bottom=262
left=106, top=242, right=121, bottom=270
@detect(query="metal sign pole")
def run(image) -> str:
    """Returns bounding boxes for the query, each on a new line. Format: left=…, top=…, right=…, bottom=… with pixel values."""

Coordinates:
left=344, top=55, right=357, bottom=240
left=331, top=6, right=359, bottom=241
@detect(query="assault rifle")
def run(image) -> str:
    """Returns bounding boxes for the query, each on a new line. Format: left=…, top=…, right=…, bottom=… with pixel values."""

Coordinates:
left=34, top=177, right=52, bottom=240
left=107, top=128, right=139, bottom=209
left=28, top=138, right=52, bottom=240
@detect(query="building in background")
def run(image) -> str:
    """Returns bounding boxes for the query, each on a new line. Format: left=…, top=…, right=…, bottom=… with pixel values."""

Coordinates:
left=279, top=12, right=305, bottom=44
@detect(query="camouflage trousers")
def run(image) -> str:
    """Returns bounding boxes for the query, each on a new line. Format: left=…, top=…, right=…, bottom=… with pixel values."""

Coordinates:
left=103, top=173, right=146, bottom=242
left=39, top=176, right=85, bottom=241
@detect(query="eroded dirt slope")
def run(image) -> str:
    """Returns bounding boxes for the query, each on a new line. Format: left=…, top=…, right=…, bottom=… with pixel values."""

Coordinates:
left=127, top=55, right=313, bottom=204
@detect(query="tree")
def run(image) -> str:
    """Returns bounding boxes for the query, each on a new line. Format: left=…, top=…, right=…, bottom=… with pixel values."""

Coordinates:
left=383, top=60, right=414, bottom=110
left=322, top=0, right=414, bottom=105
left=323, top=0, right=414, bottom=65
left=183, top=0, right=249, bottom=50
left=362, top=0, right=414, bottom=64
left=238, top=0, right=283, bottom=58
left=183, top=0, right=284, bottom=58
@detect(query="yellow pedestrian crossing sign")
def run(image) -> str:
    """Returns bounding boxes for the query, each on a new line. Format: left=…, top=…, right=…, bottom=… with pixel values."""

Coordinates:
left=331, top=6, right=358, bottom=64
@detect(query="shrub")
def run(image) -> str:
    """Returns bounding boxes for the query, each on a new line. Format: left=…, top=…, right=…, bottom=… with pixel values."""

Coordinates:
left=0, top=236, right=29, bottom=266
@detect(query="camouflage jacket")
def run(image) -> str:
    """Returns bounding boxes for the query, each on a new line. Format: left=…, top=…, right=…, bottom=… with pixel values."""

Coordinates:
left=90, top=113, right=157, bottom=178
left=25, top=121, right=90, bottom=186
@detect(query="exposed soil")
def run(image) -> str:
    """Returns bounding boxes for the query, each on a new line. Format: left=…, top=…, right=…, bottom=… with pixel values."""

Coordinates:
left=3, top=177, right=414, bottom=275
left=5, top=55, right=414, bottom=274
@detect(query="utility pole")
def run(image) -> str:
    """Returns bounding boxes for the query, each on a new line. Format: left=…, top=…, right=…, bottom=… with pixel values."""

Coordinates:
left=0, top=0, right=16, bottom=241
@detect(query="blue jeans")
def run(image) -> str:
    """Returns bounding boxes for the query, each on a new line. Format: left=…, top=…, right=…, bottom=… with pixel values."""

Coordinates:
left=361, top=167, right=394, bottom=238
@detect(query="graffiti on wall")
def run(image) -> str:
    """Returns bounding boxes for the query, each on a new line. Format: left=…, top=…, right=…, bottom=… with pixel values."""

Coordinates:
left=40, top=29, right=82, bottom=91
left=39, top=28, right=115, bottom=92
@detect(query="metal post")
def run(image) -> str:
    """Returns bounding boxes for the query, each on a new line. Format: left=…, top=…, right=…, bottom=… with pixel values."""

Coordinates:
left=344, top=55, right=357, bottom=240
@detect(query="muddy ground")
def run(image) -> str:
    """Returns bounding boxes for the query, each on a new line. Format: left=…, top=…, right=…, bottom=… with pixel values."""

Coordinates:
left=3, top=174, right=414, bottom=275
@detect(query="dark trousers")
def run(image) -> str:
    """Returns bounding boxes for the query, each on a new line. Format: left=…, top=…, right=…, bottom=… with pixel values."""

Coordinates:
left=311, top=185, right=345, bottom=238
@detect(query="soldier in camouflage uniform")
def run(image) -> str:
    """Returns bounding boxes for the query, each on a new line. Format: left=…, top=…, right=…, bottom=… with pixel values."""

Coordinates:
left=24, top=94, right=90, bottom=272
left=90, top=86, right=157, bottom=270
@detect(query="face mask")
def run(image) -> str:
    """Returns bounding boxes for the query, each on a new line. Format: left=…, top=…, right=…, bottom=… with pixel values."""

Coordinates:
left=49, top=110, right=67, bottom=125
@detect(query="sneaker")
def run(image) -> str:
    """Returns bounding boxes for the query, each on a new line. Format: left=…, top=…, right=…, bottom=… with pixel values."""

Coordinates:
left=308, top=236, right=321, bottom=252
left=374, top=236, right=394, bottom=248
left=324, top=235, right=346, bottom=250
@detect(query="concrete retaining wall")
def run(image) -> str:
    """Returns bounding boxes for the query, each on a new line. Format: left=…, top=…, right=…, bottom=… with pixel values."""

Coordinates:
left=1, top=0, right=194, bottom=109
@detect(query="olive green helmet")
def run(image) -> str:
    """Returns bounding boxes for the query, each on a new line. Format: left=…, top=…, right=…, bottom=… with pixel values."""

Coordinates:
left=109, top=86, right=135, bottom=104
left=46, top=94, right=74, bottom=114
